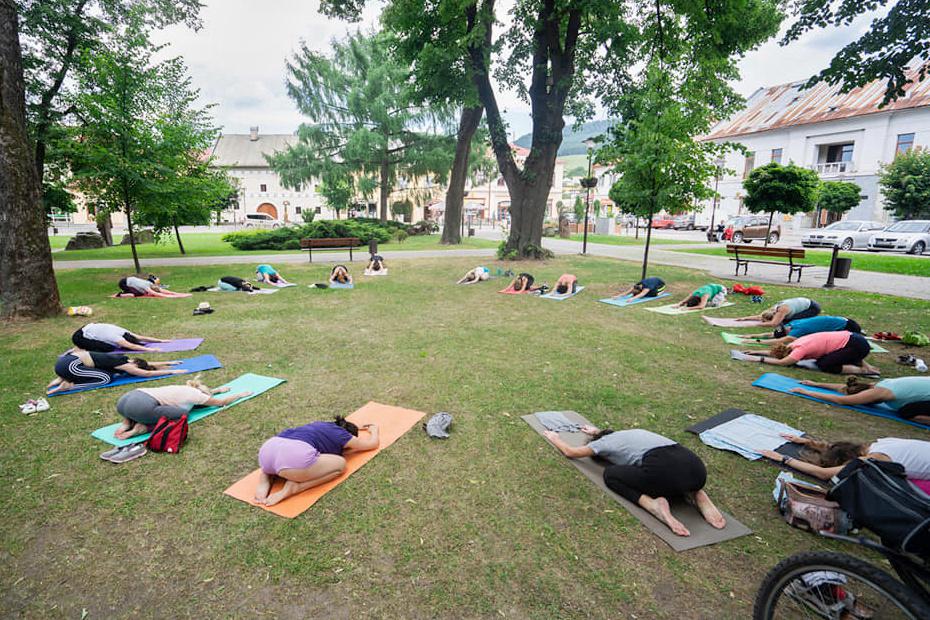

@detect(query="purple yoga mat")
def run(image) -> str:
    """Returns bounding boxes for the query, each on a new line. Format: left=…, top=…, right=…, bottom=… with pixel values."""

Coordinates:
left=111, top=337, right=204, bottom=354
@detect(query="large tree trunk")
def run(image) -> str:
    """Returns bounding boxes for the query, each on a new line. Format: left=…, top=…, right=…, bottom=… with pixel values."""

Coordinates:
left=0, top=1, right=62, bottom=319
left=442, top=105, right=483, bottom=245
left=379, top=159, right=389, bottom=222
left=96, top=211, right=113, bottom=246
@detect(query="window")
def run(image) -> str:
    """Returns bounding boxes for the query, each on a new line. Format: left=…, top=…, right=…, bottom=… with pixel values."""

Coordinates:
left=896, top=133, right=915, bottom=155
left=295, top=207, right=302, bottom=214
left=771, top=148, right=783, bottom=164
left=260, top=184, right=267, bottom=192
left=315, top=207, right=322, bottom=214
left=825, top=143, right=854, bottom=163
left=742, top=152, right=755, bottom=178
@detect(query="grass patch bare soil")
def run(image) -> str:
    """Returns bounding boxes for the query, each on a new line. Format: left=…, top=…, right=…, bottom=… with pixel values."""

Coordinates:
left=1, top=257, right=927, bottom=618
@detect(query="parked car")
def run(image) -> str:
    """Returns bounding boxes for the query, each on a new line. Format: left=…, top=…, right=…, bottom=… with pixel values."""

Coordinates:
left=868, top=220, right=930, bottom=254
left=725, top=215, right=782, bottom=244
left=243, top=213, right=283, bottom=228
left=651, top=217, right=675, bottom=229
left=672, top=214, right=696, bottom=230
left=801, top=220, right=886, bottom=250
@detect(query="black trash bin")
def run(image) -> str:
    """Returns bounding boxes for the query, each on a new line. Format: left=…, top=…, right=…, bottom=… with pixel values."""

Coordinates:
left=468, top=228, right=475, bottom=237
left=833, top=257, right=852, bottom=279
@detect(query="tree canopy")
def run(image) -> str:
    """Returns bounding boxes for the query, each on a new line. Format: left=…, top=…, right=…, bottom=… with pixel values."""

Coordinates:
left=879, top=148, right=930, bottom=220
left=817, top=180, right=861, bottom=215
left=743, top=163, right=821, bottom=217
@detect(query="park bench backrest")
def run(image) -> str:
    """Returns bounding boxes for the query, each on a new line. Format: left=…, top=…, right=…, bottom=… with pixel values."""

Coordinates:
left=725, top=244, right=805, bottom=259
left=300, top=237, right=361, bottom=248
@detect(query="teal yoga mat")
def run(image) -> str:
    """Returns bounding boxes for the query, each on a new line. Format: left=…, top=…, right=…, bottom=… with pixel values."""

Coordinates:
left=598, top=292, right=671, bottom=308
left=540, top=286, right=585, bottom=301
left=751, top=372, right=930, bottom=431
left=50, top=354, right=221, bottom=397
left=90, top=373, right=286, bottom=446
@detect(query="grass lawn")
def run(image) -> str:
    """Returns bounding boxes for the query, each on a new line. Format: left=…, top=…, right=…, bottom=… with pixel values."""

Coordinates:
left=1, top=257, right=928, bottom=617
left=49, top=232, right=498, bottom=261
left=570, top=233, right=702, bottom=246
left=673, top=246, right=930, bottom=277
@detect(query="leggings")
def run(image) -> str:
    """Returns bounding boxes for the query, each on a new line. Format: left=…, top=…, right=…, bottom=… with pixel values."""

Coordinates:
left=844, top=318, right=862, bottom=334
left=898, top=401, right=930, bottom=421
left=815, top=332, right=870, bottom=374
left=54, top=354, right=114, bottom=387
left=789, top=300, right=821, bottom=321
left=72, top=328, right=142, bottom=352
left=603, top=444, right=707, bottom=504
left=117, top=390, right=187, bottom=425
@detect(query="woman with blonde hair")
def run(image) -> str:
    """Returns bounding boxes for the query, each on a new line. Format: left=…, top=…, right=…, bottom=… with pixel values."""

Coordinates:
left=112, top=377, right=252, bottom=440
left=742, top=330, right=879, bottom=375
left=735, top=297, right=821, bottom=327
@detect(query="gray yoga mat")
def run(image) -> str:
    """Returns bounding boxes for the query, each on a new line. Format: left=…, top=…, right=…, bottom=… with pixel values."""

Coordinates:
left=522, top=411, right=752, bottom=552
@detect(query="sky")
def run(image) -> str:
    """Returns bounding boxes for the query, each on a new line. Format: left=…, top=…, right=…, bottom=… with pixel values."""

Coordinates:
left=152, top=1, right=884, bottom=139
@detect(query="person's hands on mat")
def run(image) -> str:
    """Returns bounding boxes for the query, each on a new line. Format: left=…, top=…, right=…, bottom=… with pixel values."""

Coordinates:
left=543, top=430, right=560, bottom=442
left=580, top=425, right=599, bottom=436
left=780, top=433, right=809, bottom=445
left=758, top=449, right=786, bottom=462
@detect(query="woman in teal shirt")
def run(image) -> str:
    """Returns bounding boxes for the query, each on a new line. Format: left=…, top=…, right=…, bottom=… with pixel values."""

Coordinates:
left=792, top=376, right=930, bottom=424
left=676, top=283, right=727, bottom=309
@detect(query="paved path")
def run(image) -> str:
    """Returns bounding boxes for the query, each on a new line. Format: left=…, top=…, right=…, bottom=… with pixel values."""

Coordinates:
left=53, top=239, right=930, bottom=300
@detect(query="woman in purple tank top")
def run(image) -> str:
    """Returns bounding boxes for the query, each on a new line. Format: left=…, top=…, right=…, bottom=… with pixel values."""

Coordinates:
left=255, top=416, right=379, bottom=506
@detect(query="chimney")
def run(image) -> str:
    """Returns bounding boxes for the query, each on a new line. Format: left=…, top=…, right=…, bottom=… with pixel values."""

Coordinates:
left=249, top=126, right=259, bottom=141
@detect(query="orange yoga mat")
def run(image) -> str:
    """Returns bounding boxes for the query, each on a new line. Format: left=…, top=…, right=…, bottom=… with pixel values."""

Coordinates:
left=223, top=401, right=426, bottom=518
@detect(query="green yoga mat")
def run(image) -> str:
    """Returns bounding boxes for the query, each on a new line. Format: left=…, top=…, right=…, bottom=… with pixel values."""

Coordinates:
left=720, top=332, right=889, bottom=352
left=91, top=373, right=286, bottom=446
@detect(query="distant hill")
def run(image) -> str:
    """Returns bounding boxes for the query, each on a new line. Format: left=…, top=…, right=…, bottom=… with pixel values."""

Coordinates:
left=513, top=119, right=616, bottom=156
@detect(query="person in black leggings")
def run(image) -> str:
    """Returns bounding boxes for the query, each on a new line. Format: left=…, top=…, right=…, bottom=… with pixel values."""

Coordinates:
left=544, top=425, right=726, bottom=537
left=218, top=276, right=255, bottom=292
left=47, top=349, right=185, bottom=394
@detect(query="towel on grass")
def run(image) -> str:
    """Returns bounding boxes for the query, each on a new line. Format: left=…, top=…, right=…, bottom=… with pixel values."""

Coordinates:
left=535, top=411, right=582, bottom=433
left=698, top=413, right=803, bottom=460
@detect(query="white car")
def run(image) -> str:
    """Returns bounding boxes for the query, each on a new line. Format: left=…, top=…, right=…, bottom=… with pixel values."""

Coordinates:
left=243, top=213, right=283, bottom=229
left=801, top=220, right=886, bottom=250
left=868, top=220, right=930, bottom=254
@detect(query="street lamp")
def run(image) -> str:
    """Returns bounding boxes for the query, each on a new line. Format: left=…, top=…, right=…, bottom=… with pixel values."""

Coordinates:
left=707, top=157, right=725, bottom=242
left=581, top=138, right=598, bottom=254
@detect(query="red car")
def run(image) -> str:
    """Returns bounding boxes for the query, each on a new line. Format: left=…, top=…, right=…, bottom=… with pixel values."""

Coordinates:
left=651, top=217, right=675, bottom=229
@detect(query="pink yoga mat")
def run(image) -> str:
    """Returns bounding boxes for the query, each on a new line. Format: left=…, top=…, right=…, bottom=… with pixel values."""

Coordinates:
left=111, top=292, right=193, bottom=299
left=702, top=316, right=765, bottom=328
left=111, top=338, right=204, bottom=354
left=498, top=288, right=533, bottom=295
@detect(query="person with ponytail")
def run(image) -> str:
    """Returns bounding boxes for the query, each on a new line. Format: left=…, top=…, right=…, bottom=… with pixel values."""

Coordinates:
left=789, top=376, right=930, bottom=424
left=254, top=416, right=379, bottom=506
left=118, top=273, right=188, bottom=298
left=47, top=349, right=185, bottom=395
left=742, top=331, right=879, bottom=375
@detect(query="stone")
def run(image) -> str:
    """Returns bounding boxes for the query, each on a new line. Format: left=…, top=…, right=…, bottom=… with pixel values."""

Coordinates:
left=120, top=228, right=155, bottom=245
left=65, top=232, right=106, bottom=251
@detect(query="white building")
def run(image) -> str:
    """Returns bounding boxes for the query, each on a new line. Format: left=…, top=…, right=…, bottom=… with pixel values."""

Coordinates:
left=700, top=64, right=930, bottom=229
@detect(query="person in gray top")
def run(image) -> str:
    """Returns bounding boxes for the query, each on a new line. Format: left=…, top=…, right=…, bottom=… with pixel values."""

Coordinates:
left=544, top=424, right=726, bottom=537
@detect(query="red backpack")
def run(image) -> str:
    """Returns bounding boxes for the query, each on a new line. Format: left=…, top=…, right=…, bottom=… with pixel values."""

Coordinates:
left=146, top=415, right=189, bottom=453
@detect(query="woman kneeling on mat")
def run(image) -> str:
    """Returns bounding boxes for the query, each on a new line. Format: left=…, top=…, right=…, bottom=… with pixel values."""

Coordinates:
left=759, top=435, right=930, bottom=494
left=789, top=376, right=930, bottom=425
left=330, top=265, right=353, bottom=286
left=113, top=378, right=252, bottom=440
left=740, top=315, right=862, bottom=345
left=506, top=272, right=540, bottom=293
left=73, top=322, right=169, bottom=353
left=552, top=273, right=578, bottom=296
left=218, top=275, right=256, bottom=292
left=255, top=417, right=380, bottom=506
left=746, top=331, right=879, bottom=375
left=614, top=276, right=665, bottom=300
left=364, top=255, right=387, bottom=275
left=543, top=426, right=726, bottom=537
left=47, top=349, right=184, bottom=394
left=736, top=296, right=820, bottom=326
left=256, top=264, right=289, bottom=285
left=676, top=283, right=727, bottom=309
left=118, top=274, right=187, bottom=298
left=457, top=266, right=490, bottom=284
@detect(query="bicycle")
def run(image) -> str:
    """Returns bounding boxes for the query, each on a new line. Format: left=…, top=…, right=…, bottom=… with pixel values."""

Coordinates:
left=753, top=532, right=930, bottom=619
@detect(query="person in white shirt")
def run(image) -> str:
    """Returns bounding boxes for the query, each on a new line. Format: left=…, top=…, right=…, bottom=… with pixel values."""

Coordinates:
left=71, top=323, right=169, bottom=353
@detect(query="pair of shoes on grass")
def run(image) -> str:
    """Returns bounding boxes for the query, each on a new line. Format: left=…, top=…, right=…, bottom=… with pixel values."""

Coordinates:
left=19, top=399, right=49, bottom=415
left=100, top=444, right=148, bottom=464
left=874, top=331, right=901, bottom=341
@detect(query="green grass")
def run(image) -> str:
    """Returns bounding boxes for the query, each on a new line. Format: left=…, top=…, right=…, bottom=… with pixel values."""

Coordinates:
left=49, top=232, right=497, bottom=261
left=569, top=233, right=702, bottom=246
left=1, top=257, right=928, bottom=617
left=672, top=246, right=930, bottom=277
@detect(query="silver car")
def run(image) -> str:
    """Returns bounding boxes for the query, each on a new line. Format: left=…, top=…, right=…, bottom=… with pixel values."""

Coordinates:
left=868, top=220, right=930, bottom=254
left=802, top=220, right=886, bottom=250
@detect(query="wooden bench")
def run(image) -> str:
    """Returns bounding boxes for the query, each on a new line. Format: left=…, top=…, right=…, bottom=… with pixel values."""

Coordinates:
left=300, top=237, right=361, bottom=262
left=726, top=244, right=813, bottom=282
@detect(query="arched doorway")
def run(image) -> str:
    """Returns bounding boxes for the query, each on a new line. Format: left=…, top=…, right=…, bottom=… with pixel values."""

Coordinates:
left=257, top=203, right=278, bottom=219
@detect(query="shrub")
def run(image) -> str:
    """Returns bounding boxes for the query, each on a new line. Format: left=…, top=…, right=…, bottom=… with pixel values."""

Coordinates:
left=393, top=229, right=409, bottom=243
left=301, top=210, right=316, bottom=223
left=223, top=219, right=396, bottom=251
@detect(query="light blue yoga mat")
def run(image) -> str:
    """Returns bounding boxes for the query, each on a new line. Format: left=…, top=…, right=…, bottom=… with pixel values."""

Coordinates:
left=598, top=292, right=671, bottom=308
left=540, top=286, right=585, bottom=301
left=328, top=281, right=354, bottom=289
left=91, top=373, right=286, bottom=446
left=49, top=354, right=222, bottom=397
left=752, top=372, right=930, bottom=431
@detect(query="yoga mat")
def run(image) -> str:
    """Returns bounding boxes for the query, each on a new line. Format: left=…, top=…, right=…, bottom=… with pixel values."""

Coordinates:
left=91, top=373, right=286, bottom=447
left=224, top=401, right=426, bottom=518
left=645, top=302, right=735, bottom=316
left=49, top=354, right=222, bottom=397
left=598, top=292, right=671, bottom=308
left=721, top=332, right=888, bottom=353
left=522, top=411, right=751, bottom=551
left=703, top=316, right=764, bottom=328
left=752, top=373, right=930, bottom=431
left=686, top=408, right=805, bottom=464
left=206, top=287, right=278, bottom=295
left=498, top=288, right=534, bottom=295
left=328, top=281, right=354, bottom=289
left=110, top=292, right=192, bottom=299
left=364, top=270, right=388, bottom=276
left=111, top=338, right=204, bottom=354
left=540, top=286, right=585, bottom=301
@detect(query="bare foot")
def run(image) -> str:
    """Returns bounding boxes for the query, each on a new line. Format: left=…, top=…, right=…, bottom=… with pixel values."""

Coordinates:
left=641, top=496, right=690, bottom=537
left=114, top=420, right=134, bottom=440
left=693, top=490, right=726, bottom=529
left=254, top=472, right=273, bottom=504
left=120, top=423, right=151, bottom=439
left=262, top=487, right=291, bottom=507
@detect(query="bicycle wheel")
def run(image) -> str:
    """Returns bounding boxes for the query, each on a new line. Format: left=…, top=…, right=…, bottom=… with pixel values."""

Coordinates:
left=753, top=551, right=930, bottom=620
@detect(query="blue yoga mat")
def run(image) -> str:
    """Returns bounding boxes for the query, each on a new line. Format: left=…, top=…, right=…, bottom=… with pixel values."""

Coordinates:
left=328, top=281, right=354, bottom=289
left=598, top=292, right=671, bottom=307
left=91, top=373, right=286, bottom=446
left=540, top=286, right=585, bottom=301
left=49, top=354, right=222, bottom=397
left=752, top=372, right=930, bottom=431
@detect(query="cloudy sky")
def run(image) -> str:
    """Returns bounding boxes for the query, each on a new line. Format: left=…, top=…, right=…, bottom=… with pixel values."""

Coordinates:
left=152, top=1, right=883, bottom=138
